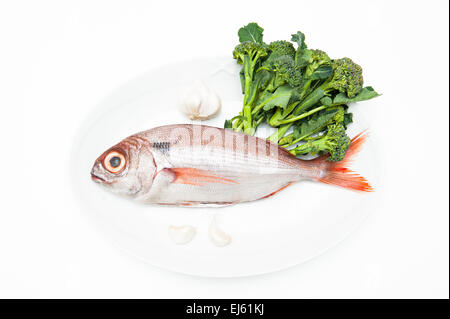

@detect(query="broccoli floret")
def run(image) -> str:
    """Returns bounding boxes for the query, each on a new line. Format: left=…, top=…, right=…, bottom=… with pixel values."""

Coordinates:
left=268, top=40, right=296, bottom=58
left=233, top=41, right=268, bottom=68
left=329, top=106, right=345, bottom=124
left=327, top=57, right=364, bottom=98
left=271, top=55, right=302, bottom=88
left=261, top=41, right=296, bottom=71
left=304, top=49, right=331, bottom=78
left=311, top=49, right=330, bottom=63
left=291, top=123, right=351, bottom=161
left=232, top=41, right=268, bottom=93
left=325, top=124, right=351, bottom=161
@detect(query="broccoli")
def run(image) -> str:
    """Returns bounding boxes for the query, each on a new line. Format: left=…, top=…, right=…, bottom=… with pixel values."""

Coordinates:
left=231, top=42, right=300, bottom=134
left=233, top=41, right=268, bottom=78
left=232, top=41, right=268, bottom=134
left=290, top=123, right=351, bottom=161
left=225, top=23, right=379, bottom=161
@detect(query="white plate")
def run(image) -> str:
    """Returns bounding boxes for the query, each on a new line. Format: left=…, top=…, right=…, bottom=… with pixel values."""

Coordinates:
left=71, top=57, right=381, bottom=277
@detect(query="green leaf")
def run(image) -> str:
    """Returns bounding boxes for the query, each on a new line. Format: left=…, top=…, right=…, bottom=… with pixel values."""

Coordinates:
left=224, top=119, right=233, bottom=129
left=291, top=31, right=307, bottom=49
left=295, top=48, right=312, bottom=69
left=261, top=85, right=294, bottom=111
left=238, top=23, right=264, bottom=43
left=343, top=112, right=353, bottom=129
left=291, top=31, right=313, bottom=68
left=293, top=108, right=339, bottom=140
left=292, top=33, right=311, bottom=68
left=333, top=86, right=380, bottom=104
left=310, top=65, right=333, bottom=80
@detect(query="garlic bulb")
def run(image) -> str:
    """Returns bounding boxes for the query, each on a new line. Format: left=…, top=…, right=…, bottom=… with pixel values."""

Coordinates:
left=208, top=218, right=231, bottom=247
left=168, top=225, right=196, bottom=245
left=179, top=81, right=221, bottom=120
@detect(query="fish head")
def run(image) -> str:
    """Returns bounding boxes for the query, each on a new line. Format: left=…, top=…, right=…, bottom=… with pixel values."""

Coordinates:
left=90, top=136, right=156, bottom=197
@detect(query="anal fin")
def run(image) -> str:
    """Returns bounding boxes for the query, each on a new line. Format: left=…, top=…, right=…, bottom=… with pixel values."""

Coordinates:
left=261, top=182, right=294, bottom=199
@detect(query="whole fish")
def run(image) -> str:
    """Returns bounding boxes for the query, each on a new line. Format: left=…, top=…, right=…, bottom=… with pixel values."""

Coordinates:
left=91, top=124, right=372, bottom=206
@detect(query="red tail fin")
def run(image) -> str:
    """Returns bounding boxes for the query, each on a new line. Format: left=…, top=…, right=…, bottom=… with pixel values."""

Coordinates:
left=316, top=131, right=373, bottom=192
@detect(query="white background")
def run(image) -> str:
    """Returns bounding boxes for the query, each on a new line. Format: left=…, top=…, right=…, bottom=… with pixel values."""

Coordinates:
left=0, top=0, right=448, bottom=298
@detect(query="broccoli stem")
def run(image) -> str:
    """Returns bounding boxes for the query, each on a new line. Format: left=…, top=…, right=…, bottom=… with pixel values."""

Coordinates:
left=242, top=56, right=253, bottom=103
left=246, top=79, right=261, bottom=107
left=256, top=113, right=265, bottom=126
left=300, top=79, right=312, bottom=96
left=277, top=105, right=327, bottom=125
left=278, top=133, right=294, bottom=146
left=240, top=53, right=265, bottom=135
left=267, top=89, right=326, bottom=143
left=241, top=60, right=254, bottom=133
left=268, top=101, right=299, bottom=126
left=250, top=95, right=277, bottom=115
left=232, top=119, right=241, bottom=130
left=284, top=131, right=317, bottom=148
left=235, top=122, right=244, bottom=132
left=268, top=123, right=291, bottom=143
left=243, top=104, right=252, bottom=124
left=244, top=104, right=256, bottom=135
left=290, top=139, right=324, bottom=156
left=291, top=88, right=326, bottom=116
left=268, top=109, right=283, bottom=126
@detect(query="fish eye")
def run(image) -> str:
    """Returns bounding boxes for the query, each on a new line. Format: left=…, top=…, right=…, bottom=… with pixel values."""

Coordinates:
left=103, top=151, right=126, bottom=174
left=109, top=156, right=121, bottom=167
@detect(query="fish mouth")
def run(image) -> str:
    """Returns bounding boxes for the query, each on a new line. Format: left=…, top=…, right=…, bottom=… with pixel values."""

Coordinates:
left=91, top=173, right=106, bottom=183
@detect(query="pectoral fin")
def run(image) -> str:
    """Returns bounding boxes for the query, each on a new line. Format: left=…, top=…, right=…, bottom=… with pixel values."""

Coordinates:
left=163, top=168, right=238, bottom=186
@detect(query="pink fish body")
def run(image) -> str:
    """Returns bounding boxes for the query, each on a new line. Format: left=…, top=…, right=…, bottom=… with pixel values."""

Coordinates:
left=91, top=124, right=371, bottom=207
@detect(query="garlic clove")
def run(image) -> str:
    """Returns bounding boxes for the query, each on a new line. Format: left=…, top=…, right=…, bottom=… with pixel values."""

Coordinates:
left=168, top=225, right=196, bottom=245
left=208, top=218, right=231, bottom=247
left=199, top=91, right=221, bottom=119
left=179, top=81, right=221, bottom=121
left=183, top=94, right=201, bottom=116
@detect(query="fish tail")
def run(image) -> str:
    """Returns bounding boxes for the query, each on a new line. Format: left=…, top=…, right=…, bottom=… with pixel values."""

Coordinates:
left=315, top=131, right=373, bottom=192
